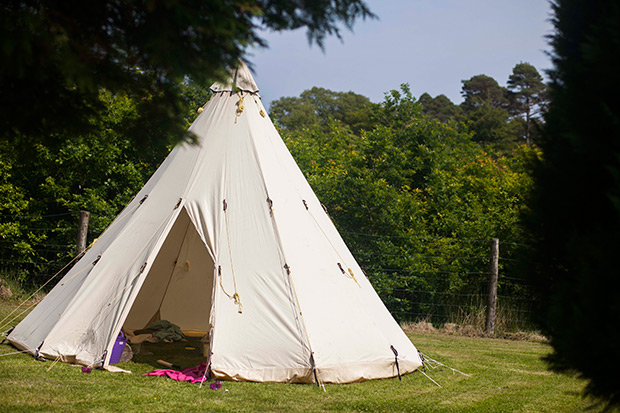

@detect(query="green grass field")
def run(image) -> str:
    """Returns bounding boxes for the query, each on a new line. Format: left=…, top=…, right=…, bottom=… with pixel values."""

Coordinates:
left=0, top=301, right=600, bottom=412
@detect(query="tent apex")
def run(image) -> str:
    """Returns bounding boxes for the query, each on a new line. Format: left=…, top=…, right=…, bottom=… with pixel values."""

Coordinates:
left=210, top=60, right=259, bottom=93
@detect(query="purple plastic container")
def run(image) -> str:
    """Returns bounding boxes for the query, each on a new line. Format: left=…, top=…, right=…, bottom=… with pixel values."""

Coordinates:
left=109, top=332, right=126, bottom=364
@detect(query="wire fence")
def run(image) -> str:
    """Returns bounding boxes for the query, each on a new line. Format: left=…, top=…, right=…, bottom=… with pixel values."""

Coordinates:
left=0, top=213, right=540, bottom=333
left=341, top=231, right=539, bottom=333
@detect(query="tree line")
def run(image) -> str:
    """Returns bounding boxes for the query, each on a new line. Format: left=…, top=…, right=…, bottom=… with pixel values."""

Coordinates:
left=272, top=62, right=547, bottom=152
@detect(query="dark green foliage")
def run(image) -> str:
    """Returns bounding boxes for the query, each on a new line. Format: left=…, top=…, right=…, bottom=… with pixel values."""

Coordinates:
left=526, top=0, right=620, bottom=406
left=0, top=0, right=374, bottom=147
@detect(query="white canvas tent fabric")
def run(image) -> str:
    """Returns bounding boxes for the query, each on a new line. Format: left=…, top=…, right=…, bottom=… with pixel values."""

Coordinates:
left=8, top=62, right=422, bottom=383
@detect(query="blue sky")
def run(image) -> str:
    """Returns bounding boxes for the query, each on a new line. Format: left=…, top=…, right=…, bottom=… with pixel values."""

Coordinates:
left=249, top=0, right=554, bottom=108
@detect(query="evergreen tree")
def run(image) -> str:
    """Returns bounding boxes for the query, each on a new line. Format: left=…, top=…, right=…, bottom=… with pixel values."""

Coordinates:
left=461, top=75, right=509, bottom=111
left=507, top=63, right=547, bottom=146
left=460, top=75, right=520, bottom=151
left=527, top=0, right=620, bottom=407
left=418, top=93, right=462, bottom=123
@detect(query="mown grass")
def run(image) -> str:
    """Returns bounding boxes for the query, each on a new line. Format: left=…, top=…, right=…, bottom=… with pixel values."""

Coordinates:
left=0, top=301, right=601, bottom=412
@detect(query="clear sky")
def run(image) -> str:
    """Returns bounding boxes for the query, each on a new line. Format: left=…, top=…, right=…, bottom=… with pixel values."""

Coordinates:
left=248, top=0, right=554, bottom=109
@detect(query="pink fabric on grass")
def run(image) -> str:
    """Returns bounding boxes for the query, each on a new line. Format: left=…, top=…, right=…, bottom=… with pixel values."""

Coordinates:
left=144, top=362, right=207, bottom=384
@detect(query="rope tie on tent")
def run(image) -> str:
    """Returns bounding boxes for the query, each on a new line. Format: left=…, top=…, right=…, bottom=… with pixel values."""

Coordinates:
left=235, top=94, right=245, bottom=123
left=266, top=197, right=274, bottom=216
left=98, top=351, right=107, bottom=369
left=309, top=353, right=326, bottom=391
left=0, top=326, right=14, bottom=344
left=347, top=268, right=360, bottom=287
left=217, top=266, right=242, bottom=313
left=310, top=353, right=319, bottom=387
left=0, top=348, right=33, bottom=357
left=105, top=262, right=148, bottom=308
left=46, top=355, right=62, bottom=372
left=302, top=201, right=361, bottom=288
left=415, top=351, right=471, bottom=388
left=336, top=263, right=361, bottom=287
left=250, top=96, right=266, bottom=118
left=390, top=345, right=402, bottom=381
left=419, top=369, right=442, bottom=388
left=59, top=253, right=100, bottom=287
left=222, top=200, right=243, bottom=313
left=34, top=342, right=44, bottom=360
left=198, top=350, right=213, bottom=388
left=419, top=352, right=470, bottom=378
left=274, top=197, right=362, bottom=288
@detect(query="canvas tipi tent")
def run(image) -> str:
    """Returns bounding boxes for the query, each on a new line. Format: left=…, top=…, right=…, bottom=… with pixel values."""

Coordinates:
left=7, top=62, right=422, bottom=383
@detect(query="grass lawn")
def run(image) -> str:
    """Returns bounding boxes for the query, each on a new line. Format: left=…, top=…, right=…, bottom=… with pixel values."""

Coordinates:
left=0, top=300, right=599, bottom=412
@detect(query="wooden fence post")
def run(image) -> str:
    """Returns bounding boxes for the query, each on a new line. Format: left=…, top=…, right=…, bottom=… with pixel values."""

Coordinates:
left=76, top=210, right=90, bottom=256
left=485, top=238, right=499, bottom=335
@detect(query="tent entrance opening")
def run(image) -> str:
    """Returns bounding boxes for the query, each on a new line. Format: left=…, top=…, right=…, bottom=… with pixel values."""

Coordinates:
left=124, top=208, right=214, bottom=338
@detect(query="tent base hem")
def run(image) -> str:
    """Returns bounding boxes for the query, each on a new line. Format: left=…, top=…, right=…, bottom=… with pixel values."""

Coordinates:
left=212, top=359, right=421, bottom=384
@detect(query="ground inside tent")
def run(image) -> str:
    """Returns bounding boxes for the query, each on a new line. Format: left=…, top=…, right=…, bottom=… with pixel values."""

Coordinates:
left=126, top=337, right=207, bottom=372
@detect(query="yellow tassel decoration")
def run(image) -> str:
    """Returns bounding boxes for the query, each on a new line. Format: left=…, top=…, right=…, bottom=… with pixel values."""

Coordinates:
left=234, top=97, right=245, bottom=124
